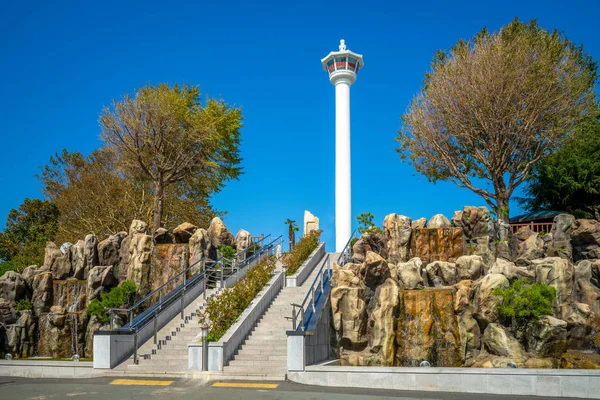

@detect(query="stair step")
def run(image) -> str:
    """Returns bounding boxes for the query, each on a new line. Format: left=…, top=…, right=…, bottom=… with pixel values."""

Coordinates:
left=229, top=360, right=286, bottom=367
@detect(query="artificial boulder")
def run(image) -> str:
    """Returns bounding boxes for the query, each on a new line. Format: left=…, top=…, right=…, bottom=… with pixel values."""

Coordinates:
left=71, top=240, right=86, bottom=280
left=31, top=271, right=53, bottom=315
left=83, top=235, right=99, bottom=279
left=571, top=219, right=600, bottom=261
left=43, top=242, right=62, bottom=269
left=235, top=229, right=251, bottom=254
left=489, top=258, right=534, bottom=281
left=0, top=271, right=27, bottom=302
left=368, top=278, right=399, bottom=365
left=516, top=233, right=546, bottom=265
left=98, top=233, right=126, bottom=267
left=383, top=214, right=412, bottom=264
left=483, top=323, right=527, bottom=361
left=411, top=218, right=426, bottom=230
left=473, top=274, right=509, bottom=327
left=363, top=252, right=390, bottom=288
left=525, top=315, right=568, bottom=358
left=207, top=217, right=235, bottom=259
left=396, top=257, right=424, bottom=289
left=427, top=214, right=451, bottom=229
left=425, top=261, right=458, bottom=287
left=532, top=257, right=574, bottom=306
left=455, top=255, right=484, bottom=281
left=127, top=221, right=153, bottom=295
left=173, top=222, right=197, bottom=243
left=87, top=266, right=117, bottom=304
left=0, top=298, right=15, bottom=324
left=21, top=266, right=38, bottom=291
left=153, top=228, right=173, bottom=244
left=189, top=228, right=209, bottom=266
left=548, top=214, right=575, bottom=259
left=3, top=310, right=35, bottom=358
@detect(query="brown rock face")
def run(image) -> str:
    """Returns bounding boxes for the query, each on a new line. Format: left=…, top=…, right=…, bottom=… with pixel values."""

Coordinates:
left=150, top=244, right=189, bottom=293
left=153, top=228, right=173, bottom=244
left=71, top=241, right=86, bottom=280
left=473, top=274, right=509, bottom=327
left=396, top=289, right=462, bottom=367
left=411, top=218, right=427, bottom=230
left=571, top=219, right=600, bottom=261
left=98, top=233, right=126, bottom=267
left=489, top=258, right=534, bottom=281
left=53, top=280, right=87, bottom=312
left=189, top=228, right=209, bottom=267
left=3, top=310, right=36, bottom=358
left=516, top=233, right=546, bottom=265
left=83, top=235, right=99, bottom=280
left=368, top=278, right=399, bottom=365
left=50, top=246, right=73, bottom=280
left=173, top=222, right=198, bottom=243
left=561, top=350, right=600, bottom=369
left=383, top=214, right=412, bottom=264
left=38, top=307, right=86, bottom=358
left=410, top=228, right=462, bottom=264
left=0, top=298, right=16, bottom=324
left=332, top=286, right=368, bottom=352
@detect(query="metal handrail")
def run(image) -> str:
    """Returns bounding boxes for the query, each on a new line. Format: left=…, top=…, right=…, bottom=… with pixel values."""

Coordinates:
left=107, top=234, right=272, bottom=318
left=105, top=234, right=280, bottom=364
left=290, top=231, right=357, bottom=332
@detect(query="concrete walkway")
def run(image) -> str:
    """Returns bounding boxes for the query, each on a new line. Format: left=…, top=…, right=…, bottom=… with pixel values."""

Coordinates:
left=221, top=252, right=332, bottom=380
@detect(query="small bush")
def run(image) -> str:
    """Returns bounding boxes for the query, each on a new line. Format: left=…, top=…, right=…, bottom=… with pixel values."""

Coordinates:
left=494, top=278, right=556, bottom=329
left=217, top=244, right=236, bottom=259
left=285, top=230, right=321, bottom=276
left=199, top=257, right=276, bottom=341
left=15, top=298, right=33, bottom=311
left=86, top=280, right=137, bottom=324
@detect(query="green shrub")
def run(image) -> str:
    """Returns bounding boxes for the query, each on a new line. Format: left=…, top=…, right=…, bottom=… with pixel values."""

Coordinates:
left=15, top=298, right=33, bottom=311
left=86, top=280, right=137, bottom=324
left=285, top=230, right=321, bottom=276
left=0, top=261, right=18, bottom=278
left=494, top=278, right=556, bottom=329
left=217, top=244, right=236, bottom=259
left=199, top=257, right=276, bottom=341
left=350, top=237, right=359, bottom=248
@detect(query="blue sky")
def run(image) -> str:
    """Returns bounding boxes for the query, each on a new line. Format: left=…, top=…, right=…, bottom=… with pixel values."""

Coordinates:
left=0, top=0, right=598, bottom=249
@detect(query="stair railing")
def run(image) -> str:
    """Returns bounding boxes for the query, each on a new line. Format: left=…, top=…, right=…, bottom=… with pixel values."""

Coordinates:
left=289, top=231, right=356, bottom=332
left=105, top=234, right=280, bottom=364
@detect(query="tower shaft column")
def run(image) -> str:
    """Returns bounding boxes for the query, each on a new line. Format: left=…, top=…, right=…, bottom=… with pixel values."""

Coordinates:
left=335, top=79, right=351, bottom=252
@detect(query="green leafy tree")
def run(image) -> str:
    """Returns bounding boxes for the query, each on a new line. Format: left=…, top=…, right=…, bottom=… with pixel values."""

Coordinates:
left=284, top=219, right=299, bottom=249
left=357, top=212, right=379, bottom=234
left=40, top=148, right=221, bottom=242
left=86, top=280, right=137, bottom=323
left=522, top=110, right=600, bottom=219
left=397, top=18, right=598, bottom=223
left=0, top=198, right=59, bottom=273
left=494, top=278, right=556, bottom=330
left=100, top=83, right=243, bottom=230
left=217, top=244, right=236, bottom=259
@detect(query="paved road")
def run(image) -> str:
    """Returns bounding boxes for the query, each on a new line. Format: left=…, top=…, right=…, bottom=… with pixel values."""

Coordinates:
left=0, top=377, right=579, bottom=400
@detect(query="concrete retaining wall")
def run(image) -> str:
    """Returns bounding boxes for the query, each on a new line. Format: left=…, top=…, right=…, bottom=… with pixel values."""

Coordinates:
left=288, top=365, right=600, bottom=399
left=286, top=243, right=325, bottom=287
left=189, top=271, right=284, bottom=372
left=0, top=360, right=102, bottom=378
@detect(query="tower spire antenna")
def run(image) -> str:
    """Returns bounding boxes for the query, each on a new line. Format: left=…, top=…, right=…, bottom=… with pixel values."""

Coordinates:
left=320, top=42, right=364, bottom=251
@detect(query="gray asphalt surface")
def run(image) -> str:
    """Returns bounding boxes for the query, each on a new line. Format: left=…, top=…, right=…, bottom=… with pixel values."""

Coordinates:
left=0, top=376, right=578, bottom=400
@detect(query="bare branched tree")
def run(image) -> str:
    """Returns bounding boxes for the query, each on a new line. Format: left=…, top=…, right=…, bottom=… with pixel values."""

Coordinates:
left=398, top=19, right=597, bottom=222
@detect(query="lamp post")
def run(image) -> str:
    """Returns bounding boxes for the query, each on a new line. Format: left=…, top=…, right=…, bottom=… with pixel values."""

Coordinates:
left=321, top=40, right=364, bottom=251
left=200, top=324, right=209, bottom=371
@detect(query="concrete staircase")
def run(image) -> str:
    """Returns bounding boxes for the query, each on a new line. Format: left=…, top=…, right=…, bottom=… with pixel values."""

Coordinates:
left=113, top=287, right=222, bottom=375
left=221, top=252, right=334, bottom=380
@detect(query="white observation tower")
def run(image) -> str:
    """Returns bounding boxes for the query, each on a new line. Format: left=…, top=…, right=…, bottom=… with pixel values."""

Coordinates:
left=321, top=39, right=364, bottom=252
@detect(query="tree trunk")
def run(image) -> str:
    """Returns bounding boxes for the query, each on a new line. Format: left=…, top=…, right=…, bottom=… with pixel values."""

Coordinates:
left=288, top=225, right=293, bottom=250
left=153, top=179, right=164, bottom=230
left=496, top=195, right=510, bottom=224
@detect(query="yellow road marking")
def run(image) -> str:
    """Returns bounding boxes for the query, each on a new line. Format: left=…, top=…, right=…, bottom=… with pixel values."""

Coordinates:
left=109, top=379, right=173, bottom=386
left=212, top=382, right=279, bottom=389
